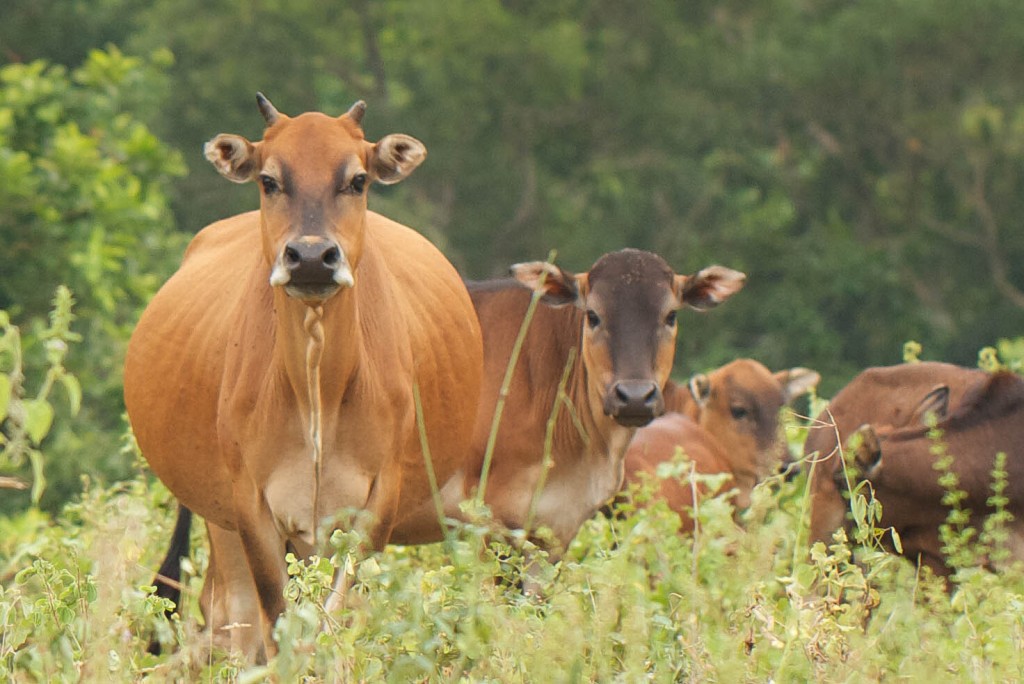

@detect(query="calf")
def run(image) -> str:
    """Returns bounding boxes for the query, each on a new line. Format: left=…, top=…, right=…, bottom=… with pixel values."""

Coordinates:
left=623, top=360, right=819, bottom=529
left=836, top=371, right=1024, bottom=575
left=452, top=249, right=745, bottom=556
left=806, top=362, right=986, bottom=551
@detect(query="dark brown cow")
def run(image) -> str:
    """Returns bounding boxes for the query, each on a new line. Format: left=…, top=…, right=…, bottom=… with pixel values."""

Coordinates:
left=806, top=362, right=986, bottom=553
left=125, top=96, right=482, bottom=659
left=446, top=250, right=745, bottom=556
left=834, top=371, right=1024, bottom=575
left=623, top=360, right=819, bottom=529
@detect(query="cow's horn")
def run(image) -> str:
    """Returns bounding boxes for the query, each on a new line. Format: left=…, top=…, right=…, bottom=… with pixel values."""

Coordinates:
left=346, top=100, right=367, bottom=125
left=256, top=92, right=280, bottom=125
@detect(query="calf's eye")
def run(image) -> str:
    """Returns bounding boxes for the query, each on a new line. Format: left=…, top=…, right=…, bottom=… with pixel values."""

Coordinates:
left=586, top=310, right=601, bottom=329
left=730, top=405, right=750, bottom=420
left=664, top=311, right=677, bottom=327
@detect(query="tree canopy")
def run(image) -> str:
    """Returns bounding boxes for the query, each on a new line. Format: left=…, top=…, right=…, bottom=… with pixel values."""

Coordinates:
left=2, top=0, right=1024, bottom=504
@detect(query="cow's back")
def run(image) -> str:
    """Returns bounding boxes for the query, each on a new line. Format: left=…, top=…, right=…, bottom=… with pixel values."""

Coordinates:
left=805, top=362, right=985, bottom=463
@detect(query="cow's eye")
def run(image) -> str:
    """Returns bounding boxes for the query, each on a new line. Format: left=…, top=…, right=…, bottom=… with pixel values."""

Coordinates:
left=664, top=310, right=677, bottom=327
left=260, top=174, right=280, bottom=195
left=730, top=405, right=750, bottom=420
left=348, top=173, right=367, bottom=195
left=585, top=310, right=601, bottom=329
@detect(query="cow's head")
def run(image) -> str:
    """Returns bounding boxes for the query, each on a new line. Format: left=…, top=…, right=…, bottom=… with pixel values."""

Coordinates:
left=512, top=249, right=745, bottom=428
left=687, top=360, right=819, bottom=480
left=204, top=94, right=426, bottom=302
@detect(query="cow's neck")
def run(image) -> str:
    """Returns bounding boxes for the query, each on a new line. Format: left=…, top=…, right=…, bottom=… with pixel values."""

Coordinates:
left=273, top=288, right=362, bottom=410
left=562, top=353, right=636, bottom=464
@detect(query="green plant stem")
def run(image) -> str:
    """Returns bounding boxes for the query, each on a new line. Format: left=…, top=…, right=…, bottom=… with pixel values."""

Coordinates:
left=413, top=380, right=448, bottom=541
left=524, top=346, right=576, bottom=533
left=476, top=250, right=557, bottom=504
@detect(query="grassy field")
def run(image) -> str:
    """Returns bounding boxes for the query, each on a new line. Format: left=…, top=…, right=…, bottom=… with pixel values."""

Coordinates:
left=2, top=413, right=1024, bottom=683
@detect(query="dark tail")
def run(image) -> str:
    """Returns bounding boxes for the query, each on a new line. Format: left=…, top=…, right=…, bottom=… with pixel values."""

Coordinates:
left=148, top=503, right=193, bottom=655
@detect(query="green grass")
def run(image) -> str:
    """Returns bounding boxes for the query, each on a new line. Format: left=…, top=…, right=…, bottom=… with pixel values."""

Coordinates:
left=4, top=428, right=1024, bottom=683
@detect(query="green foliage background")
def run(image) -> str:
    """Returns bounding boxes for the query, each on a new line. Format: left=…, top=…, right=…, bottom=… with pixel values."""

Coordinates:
left=4, top=0, right=1024, bottom=506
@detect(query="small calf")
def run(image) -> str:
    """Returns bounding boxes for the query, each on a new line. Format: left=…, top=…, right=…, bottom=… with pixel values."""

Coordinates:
left=623, top=359, right=819, bottom=530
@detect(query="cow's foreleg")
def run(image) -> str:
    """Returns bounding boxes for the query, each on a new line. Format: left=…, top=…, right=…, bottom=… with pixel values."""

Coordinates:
left=324, top=461, right=402, bottom=616
left=203, top=521, right=264, bottom=660
left=233, top=479, right=289, bottom=661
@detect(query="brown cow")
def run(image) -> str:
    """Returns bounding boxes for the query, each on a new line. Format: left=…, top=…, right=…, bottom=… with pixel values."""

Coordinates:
left=623, top=360, right=819, bottom=529
left=806, top=362, right=986, bottom=554
left=125, top=95, right=483, bottom=660
left=835, top=370, right=1024, bottom=575
left=449, top=250, right=745, bottom=557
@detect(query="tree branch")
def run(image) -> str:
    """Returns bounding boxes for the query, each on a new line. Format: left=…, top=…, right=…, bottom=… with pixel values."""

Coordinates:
left=355, top=0, right=388, bottom=100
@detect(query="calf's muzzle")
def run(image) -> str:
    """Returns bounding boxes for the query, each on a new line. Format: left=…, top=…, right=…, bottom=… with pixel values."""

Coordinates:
left=605, top=380, right=664, bottom=427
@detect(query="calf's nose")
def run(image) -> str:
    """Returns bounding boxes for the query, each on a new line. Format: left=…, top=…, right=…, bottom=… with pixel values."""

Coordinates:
left=605, top=380, right=664, bottom=427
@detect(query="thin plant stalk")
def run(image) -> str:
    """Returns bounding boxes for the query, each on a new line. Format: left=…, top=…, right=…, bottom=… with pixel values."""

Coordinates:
left=524, top=346, right=576, bottom=533
left=476, top=249, right=557, bottom=504
left=413, top=380, right=448, bottom=540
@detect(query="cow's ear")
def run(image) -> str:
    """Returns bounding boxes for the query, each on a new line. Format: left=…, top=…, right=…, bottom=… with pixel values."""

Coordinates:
left=851, top=424, right=882, bottom=476
left=776, top=367, right=821, bottom=404
left=909, top=384, right=950, bottom=426
left=371, top=134, right=427, bottom=185
left=204, top=134, right=260, bottom=183
left=675, top=266, right=746, bottom=311
left=510, top=262, right=585, bottom=307
left=688, top=373, right=712, bottom=407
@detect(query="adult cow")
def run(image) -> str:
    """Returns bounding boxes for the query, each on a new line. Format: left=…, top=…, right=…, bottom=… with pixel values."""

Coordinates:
left=623, top=360, right=819, bottom=529
left=805, top=362, right=986, bottom=553
left=125, top=95, right=483, bottom=660
left=451, top=250, right=745, bottom=557
left=828, top=370, right=1024, bottom=575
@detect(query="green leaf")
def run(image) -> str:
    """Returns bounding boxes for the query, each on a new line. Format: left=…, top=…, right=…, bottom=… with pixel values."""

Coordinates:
left=22, top=399, right=54, bottom=445
left=59, top=373, right=81, bottom=416
left=0, top=374, right=10, bottom=423
left=28, top=448, right=45, bottom=505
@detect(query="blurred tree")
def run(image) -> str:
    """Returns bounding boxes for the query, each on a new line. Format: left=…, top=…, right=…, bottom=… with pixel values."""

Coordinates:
left=3, top=0, right=1024, bottom=424
left=0, top=48, right=186, bottom=510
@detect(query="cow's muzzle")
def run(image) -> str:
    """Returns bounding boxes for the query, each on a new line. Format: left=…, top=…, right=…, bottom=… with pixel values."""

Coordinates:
left=269, top=236, right=354, bottom=300
left=604, top=380, right=664, bottom=427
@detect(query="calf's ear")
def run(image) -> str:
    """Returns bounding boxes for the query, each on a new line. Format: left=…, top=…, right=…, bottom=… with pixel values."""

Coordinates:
left=204, top=134, right=260, bottom=183
left=687, top=373, right=712, bottom=407
left=908, top=385, right=950, bottom=426
left=850, top=424, right=882, bottom=476
left=776, top=367, right=821, bottom=404
left=675, top=266, right=746, bottom=311
left=510, top=262, right=586, bottom=307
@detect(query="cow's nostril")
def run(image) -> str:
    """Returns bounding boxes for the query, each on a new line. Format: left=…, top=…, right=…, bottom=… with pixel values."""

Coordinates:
left=615, top=384, right=630, bottom=403
left=643, top=385, right=658, bottom=402
left=284, top=246, right=301, bottom=266
left=323, top=246, right=341, bottom=267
